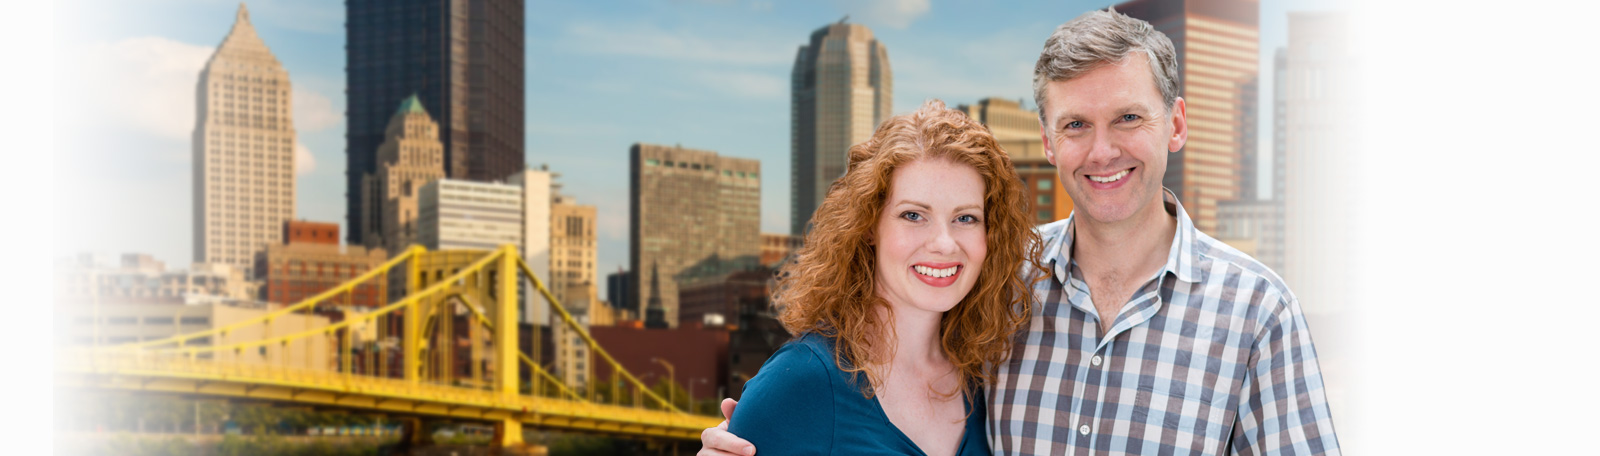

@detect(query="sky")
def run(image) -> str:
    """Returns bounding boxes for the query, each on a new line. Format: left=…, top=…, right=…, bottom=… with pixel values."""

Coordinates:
left=53, top=0, right=1336, bottom=298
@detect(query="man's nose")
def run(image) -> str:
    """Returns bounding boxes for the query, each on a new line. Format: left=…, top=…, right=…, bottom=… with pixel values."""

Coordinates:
left=1087, top=130, right=1117, bottom=164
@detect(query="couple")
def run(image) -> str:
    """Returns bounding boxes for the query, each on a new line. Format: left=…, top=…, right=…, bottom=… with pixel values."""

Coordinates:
left=703, top=9, right=1339, bottom=456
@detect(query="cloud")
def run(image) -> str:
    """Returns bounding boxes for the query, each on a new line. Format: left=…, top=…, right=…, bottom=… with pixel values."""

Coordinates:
left=74, top=36, right=214, bottom=141
left=294, top=141, right=316, bottom=175
left=693, top=70, right=787, bottom=100
left=841, top=0, right=931, bottom=29
left=561, top=22, right=794, bottom=66
left=69, top=36, right=341, bottom=143
left=293, top=86, right=340, bottom=132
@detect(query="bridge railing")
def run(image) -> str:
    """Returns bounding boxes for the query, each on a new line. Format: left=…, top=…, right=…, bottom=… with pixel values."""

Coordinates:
left=67, top=245, right=708, bottom=439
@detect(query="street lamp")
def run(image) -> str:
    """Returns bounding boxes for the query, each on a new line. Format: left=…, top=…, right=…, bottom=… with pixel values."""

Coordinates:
left=650, top=357, right=675, bottom=409
left=689, top=378, right=710, bottom=414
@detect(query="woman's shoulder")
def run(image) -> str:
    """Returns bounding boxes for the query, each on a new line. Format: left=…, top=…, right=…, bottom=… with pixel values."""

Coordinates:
left=729, top=332, right=842, bottom=453
left=758, top=332, right=840, bottom=381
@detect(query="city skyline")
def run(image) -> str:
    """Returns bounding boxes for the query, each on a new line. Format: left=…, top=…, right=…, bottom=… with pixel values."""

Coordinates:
left=343, top=0, right=527, bottom=246
left=55, top=0, right=1338, bottom=301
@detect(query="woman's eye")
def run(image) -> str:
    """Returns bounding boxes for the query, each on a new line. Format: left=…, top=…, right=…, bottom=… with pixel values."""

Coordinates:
left=957, top=214, right=980, bottom=224
left=901, top=211, right=923, bottom=221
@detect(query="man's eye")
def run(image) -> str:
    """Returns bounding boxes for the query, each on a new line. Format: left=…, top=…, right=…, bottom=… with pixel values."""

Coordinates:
left=1066, top=120, right=1085, bottom=129
left=901, top=211, right=923, bottom=221
left=1121, top=114, right=1140, bottom=122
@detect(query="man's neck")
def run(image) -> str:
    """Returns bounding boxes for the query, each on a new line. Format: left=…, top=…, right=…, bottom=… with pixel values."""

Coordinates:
left=1071, top=196, right=1178, bottom=287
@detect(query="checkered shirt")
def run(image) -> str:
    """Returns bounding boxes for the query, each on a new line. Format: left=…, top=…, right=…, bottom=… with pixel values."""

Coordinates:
left=988, top=191, right=1340, bottom=455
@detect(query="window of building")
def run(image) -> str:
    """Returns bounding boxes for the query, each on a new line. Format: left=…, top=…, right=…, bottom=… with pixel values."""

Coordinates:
left=1037, top=179, right=1052, bottom=191
left=1037, top=195, right=1051, bottom=205
left=107, top=317, right=136, bottom=325
left=180, top=317, right=210, bottom=326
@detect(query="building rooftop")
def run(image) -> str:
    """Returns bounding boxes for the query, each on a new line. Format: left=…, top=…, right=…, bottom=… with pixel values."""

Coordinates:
left=397, top=93, right=427, bottom=116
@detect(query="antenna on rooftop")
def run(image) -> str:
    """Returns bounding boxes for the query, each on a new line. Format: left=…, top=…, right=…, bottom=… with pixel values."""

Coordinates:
left=838, top=15, right=849, bottom=24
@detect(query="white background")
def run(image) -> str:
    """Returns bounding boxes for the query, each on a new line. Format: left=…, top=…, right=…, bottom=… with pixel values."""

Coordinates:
left=1342, top=0, right=1600, bottom=452
left=10, top=0, right=1600, bottom=453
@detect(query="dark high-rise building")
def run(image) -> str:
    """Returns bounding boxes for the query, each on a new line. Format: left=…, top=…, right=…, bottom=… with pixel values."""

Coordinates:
left=344, top=0, right=525, bottom=244
left=606, top=269, right=633, bottom=317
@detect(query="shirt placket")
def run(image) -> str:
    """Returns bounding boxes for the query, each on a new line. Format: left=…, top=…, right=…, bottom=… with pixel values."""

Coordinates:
left=1071, top=273, right=1168, bottom=452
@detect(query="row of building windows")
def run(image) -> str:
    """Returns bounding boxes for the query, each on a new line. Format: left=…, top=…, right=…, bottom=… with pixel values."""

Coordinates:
left=70, top=336, right=212, bottom=346
left=642, top=159, right=760, bottom=179
left=81, top=316, right=212, bottom=326
left=207, top=130, right=292, bottom=143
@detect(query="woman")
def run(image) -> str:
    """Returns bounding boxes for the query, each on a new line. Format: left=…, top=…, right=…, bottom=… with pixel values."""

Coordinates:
left=718, top=100, right=1043, bottom=455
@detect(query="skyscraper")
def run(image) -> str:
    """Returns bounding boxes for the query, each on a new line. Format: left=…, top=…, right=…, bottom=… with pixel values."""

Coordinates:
left=344, top=0, right=525, bottom=244
left=1273, top=48, right=1288, bottom=202
left=361, top=95, right=446, bottom=254
left=1115, top=0, right=1259, bottom=233
left=1239, top=75, right=1260, bottom=201
left=791, top=21, right=892, bottom=235
left=631, top=143, right=761, bottom=328
left=193, top=4, right=296, bottom=278
left=1284, top=13, right=1353, bottom=316
left=550, top=192, right=596, bottom=388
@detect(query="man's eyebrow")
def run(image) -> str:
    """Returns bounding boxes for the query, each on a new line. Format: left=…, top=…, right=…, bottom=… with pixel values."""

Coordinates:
left=1050, top=103, right=1160, bottom=126
left=1120, top=102, right=1159, bottom=115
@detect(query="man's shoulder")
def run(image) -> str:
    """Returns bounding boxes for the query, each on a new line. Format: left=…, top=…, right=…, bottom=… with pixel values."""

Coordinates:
left=1188, top=229, right=1296, bottom=306
left=1031, top=218, right=1072, bottom=257
left=1033, top=218, right=1073, bottom=242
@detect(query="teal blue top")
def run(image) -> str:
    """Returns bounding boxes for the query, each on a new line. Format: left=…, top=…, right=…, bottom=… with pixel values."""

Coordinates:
left=729, top=333, right=990, bottom=455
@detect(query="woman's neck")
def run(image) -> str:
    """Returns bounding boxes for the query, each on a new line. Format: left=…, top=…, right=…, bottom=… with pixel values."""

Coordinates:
left=874, top=303, right=949, bottom=372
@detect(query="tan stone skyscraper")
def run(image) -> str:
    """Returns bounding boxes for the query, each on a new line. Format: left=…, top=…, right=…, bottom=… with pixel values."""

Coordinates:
left=193, top=4, right=295, bottom=277
left=361, top=95, right=446, bottom=254
left=791, top=21, right=891, bottom=234
left=550, top=193, right=597, bottom=389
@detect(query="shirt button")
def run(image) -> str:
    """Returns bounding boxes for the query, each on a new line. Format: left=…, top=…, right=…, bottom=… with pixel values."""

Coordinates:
left=1091, top=355, right=1103, bottom=366
left=1079, top=424, right=1091, bottom=435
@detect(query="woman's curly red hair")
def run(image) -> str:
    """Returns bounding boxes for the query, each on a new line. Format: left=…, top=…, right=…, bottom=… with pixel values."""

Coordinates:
left=776, top=99, right=1045, bottom=398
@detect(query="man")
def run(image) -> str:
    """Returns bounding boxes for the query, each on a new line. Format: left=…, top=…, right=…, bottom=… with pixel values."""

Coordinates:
left=702, top=8, right=1338, bottom=455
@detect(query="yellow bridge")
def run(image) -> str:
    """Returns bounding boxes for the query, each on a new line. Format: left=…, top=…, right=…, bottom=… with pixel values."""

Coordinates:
left=56, top=245, right=720, bottom=448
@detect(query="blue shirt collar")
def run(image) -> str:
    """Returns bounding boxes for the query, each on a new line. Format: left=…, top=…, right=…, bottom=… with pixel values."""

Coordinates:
left=1041, top=188, right=1200, bottom=286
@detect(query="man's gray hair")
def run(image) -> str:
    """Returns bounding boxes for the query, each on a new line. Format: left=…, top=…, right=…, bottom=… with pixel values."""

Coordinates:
left=1032, top=8, right=1180, bottom=119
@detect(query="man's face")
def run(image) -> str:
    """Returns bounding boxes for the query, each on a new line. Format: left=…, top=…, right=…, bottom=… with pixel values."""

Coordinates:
left=1039, top=56, right=1187, bottom=226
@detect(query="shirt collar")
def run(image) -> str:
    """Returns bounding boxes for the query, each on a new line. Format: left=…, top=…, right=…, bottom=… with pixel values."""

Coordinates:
left=1042, top=188, right=1201, bottom=286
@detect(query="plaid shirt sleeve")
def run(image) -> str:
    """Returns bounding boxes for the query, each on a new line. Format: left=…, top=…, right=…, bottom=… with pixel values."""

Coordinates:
left=1230, top=296, right=1341, bottom=456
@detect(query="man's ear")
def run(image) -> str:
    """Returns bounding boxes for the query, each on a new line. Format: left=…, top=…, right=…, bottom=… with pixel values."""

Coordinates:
left=1040, top=122, right=1056, bottom=166
left=1168, top=97, right=1188, bottom=153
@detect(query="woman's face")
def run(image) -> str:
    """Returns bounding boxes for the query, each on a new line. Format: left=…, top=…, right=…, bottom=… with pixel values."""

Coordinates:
left=873, top=158, right=988, bottom=318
